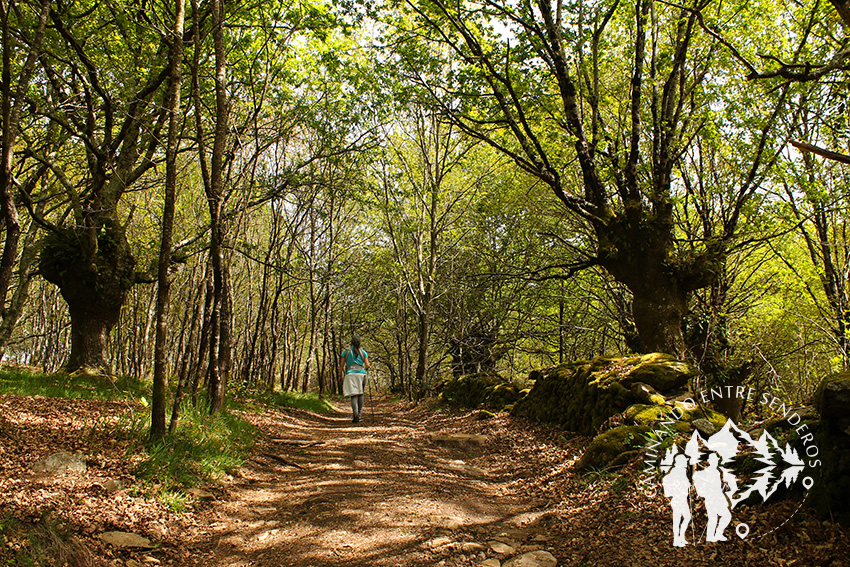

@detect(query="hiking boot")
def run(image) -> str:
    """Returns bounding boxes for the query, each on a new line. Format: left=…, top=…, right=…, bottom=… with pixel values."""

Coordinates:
left=352, top=415, right=359, bottom=423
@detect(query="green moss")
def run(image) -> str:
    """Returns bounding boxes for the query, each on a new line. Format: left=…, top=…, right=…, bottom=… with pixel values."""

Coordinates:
left=575, top=425, right=649, bottom=471
left=624, top=402, right=726, bottom=431
left=512, top=354, right=695, bottom=435
left=438, top=373, right=526, bottom=411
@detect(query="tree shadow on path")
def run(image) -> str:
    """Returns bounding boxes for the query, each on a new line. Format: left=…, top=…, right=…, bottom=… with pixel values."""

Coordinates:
left=179, top=397, right=550, bottom=567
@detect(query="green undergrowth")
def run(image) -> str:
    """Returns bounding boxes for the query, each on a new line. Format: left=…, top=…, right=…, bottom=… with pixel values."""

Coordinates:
left=0, top=367, right=148, bottom=400
left=249, top=389, right=336, bottom=414
left=0, top=367, right=319, bottom=513
left=0, top=513, right=92, bottom=567
left=132, top=402, right=257, bottom=506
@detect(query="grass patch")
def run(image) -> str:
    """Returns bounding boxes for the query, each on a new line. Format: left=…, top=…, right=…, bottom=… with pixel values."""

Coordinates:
left=256, top=390, right=336, bottom=414
left=0, top=513, right=94, bottom=567
left=133, top=402, right=257, bottom=500
left=0, top=367, right=148, bottom=401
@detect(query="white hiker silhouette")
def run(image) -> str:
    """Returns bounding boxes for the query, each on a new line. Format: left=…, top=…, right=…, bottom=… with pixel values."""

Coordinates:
left=693, top=453, right=732, bottom=542
left=662, top=452, right=692, bottom=547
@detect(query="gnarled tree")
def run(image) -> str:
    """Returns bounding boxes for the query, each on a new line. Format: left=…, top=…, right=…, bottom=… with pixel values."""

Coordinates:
left=388, top=0, right=794, bottom=355
left=29, top=1, right=175, bottom=373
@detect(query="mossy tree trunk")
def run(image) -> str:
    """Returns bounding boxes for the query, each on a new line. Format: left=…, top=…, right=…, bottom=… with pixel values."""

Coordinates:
left=598, top=211, right=705, bottom=357
left=25, top=3, right=173, bottom=373
left=39, top=222, right=137, bottom=374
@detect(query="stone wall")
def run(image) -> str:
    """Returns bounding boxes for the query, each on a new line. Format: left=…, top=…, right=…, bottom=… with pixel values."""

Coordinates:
left=510, top=353, right=694, bottom=436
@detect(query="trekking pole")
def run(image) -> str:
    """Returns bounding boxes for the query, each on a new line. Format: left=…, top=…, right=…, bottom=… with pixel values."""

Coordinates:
left=368, top=370, right=375, bottom=422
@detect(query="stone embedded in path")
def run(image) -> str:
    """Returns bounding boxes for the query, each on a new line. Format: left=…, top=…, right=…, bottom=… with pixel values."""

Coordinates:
left=424, top=536, right=453, bottom=549
left=478, top=560, right=501, bottom=567
left=186, top=487, right=215, bottom=500
left=442, top=460, right=487, bottom=477
left=492, top=535, right=519, bottom=548
left=430, top=433, right=488, bottom=447
left=435, top=516, right=465, bottom=530
left=99, top=531, right=154, bottom=548
left=462, top=542, right=487, bottom=553
left=31, top=451, right=87, bottom=474
left=503, top=551, right=557, bottom=567
left=489, top=540, right=516, bottom=554
left=103, top=478, right=124, bottom=493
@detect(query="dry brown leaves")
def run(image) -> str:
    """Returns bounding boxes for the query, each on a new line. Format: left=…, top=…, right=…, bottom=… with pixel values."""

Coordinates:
left=0, top=395, right=205, bottom=566
left=1, top=393, right=848, bottom=567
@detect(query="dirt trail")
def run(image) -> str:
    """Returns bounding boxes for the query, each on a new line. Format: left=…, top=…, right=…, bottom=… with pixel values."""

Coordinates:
left=4, top=393, right=849, bottom=566
left=180, top=397, right=556, bottom=567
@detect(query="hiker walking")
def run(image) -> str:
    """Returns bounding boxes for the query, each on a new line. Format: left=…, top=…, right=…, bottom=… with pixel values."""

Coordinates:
left=339, top=335, right=370, bottom=423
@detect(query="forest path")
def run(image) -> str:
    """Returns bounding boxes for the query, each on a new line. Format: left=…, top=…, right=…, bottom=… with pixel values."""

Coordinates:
left=179, top=397, right=556, bottom=567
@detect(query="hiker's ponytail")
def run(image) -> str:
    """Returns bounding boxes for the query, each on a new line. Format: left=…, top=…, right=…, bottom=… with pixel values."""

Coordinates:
left=351, top=335, right=361, bottom=359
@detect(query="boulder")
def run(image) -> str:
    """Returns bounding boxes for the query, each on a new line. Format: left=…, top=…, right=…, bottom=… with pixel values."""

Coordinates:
left=576, top=402, right=727, bottom=471
left=574, top=425, right=648, bottom=471
left=630, top=382, right=665, bottom=405
left=691, top=418, right=718, bottom=436
left=31, top=451, right=87, bottom=474
left=811, top=372, right=850, bottom=525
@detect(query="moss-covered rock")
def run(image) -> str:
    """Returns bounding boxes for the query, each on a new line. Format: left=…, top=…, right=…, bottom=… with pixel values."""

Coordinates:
left=574, top=425, right=650, bottom=471
left=620, top=353, right=694, bottom=391
left=438, top=373, right=501, bottom=408
left=438, top=373, right=523, bottom=411
left=624, top=402, right=726, bottom=432
left=631, top=382, right=665, bottom=405
left=511, top=354, right=695, bottom=435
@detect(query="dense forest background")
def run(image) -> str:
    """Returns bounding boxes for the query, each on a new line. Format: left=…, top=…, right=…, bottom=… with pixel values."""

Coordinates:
left=1, top=0, right=849, bottom=427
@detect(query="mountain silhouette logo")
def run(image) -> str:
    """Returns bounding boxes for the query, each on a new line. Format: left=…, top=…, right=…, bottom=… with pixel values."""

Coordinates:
left=644, top=404, right=818, bottom=547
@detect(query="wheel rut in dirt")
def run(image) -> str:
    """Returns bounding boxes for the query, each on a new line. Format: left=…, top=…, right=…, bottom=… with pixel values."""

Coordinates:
left=181, top=398, right=553, bottom=567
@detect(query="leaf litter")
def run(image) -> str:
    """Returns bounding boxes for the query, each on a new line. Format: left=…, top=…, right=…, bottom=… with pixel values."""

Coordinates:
left=1, top=393, right=848, bottom=567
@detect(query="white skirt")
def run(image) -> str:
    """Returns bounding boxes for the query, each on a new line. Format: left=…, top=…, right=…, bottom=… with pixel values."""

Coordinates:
left=343, top=372, right=366, bottom=397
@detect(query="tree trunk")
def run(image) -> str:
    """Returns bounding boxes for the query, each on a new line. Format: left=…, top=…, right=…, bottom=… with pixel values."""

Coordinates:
left=629, top=278, right=688, bottom=357
left=0, top=0, right=51, bottom=310
left=65, top=306, right=119, bottom=373
left=40, top=223, right=135, bottom=374
left=414, top=307, right=430, bottom=399
left=151, top=0, right=185, bottom=442
left=0, top=209, right=41, bottom=354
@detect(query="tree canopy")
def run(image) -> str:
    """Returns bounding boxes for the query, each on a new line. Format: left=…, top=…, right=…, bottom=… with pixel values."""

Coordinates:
left=0, top=0, right=848, bottom=421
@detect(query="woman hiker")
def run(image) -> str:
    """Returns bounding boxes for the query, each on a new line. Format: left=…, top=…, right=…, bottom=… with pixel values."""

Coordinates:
left=339, top=335, right=370, bottom=423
